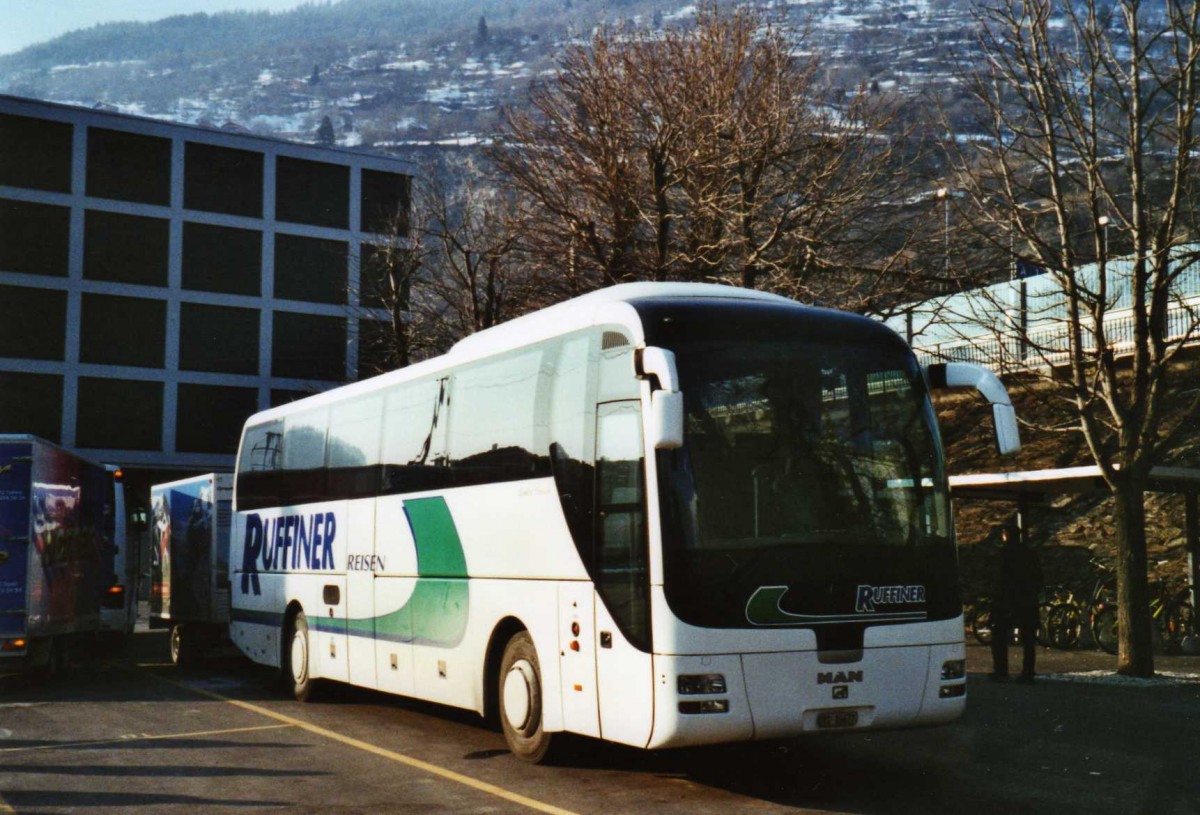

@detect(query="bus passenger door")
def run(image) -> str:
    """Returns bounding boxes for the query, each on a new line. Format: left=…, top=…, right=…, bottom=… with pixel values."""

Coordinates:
left=593, top=401, right=654, bottom=747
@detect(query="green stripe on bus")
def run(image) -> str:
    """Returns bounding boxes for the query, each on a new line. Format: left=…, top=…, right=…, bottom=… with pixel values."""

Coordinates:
left=328, top=496, right=470, bottom=647
left=403, top=496, right=468, bottom=578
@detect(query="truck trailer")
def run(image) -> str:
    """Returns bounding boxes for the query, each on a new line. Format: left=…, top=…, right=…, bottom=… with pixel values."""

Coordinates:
left=0, top=435, right=132, bottom=672
left=149, top=473, right=232, bottom=665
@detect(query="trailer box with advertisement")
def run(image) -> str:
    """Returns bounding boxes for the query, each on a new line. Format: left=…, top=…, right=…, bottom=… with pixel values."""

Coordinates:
left=150, top=473, right=232, bottom=665
left=0, top=435, right=126, bottom=672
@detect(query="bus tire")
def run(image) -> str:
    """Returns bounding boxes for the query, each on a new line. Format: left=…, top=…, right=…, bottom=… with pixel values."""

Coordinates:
left=171, top=625, right=201, bottom=667
left=499, top=631, right=554, bottom=763
left=286, top=611, right=319, bottom=702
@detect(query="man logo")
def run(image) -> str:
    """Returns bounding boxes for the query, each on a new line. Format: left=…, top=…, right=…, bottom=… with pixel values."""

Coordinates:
left=817, top=670, right=863, bottom=685
left=832, top=686, right=849, bottom=700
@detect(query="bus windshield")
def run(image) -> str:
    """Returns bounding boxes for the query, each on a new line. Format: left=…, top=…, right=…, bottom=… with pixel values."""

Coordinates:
left=637, top=299, right=958, bottom=631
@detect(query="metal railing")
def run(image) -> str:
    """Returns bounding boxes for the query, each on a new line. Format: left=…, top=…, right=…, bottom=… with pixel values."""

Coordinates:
left=887, top=249, right=1200, bottom=370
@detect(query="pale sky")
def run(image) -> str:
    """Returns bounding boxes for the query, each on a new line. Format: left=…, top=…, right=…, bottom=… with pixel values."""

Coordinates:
left=0, top=0, right=322, bottom=56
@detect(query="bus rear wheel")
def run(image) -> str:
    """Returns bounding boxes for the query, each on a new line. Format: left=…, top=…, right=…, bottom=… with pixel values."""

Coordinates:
left=285, top=611, right=319, bottom=702
left=499, top=631, right=554, bottom=763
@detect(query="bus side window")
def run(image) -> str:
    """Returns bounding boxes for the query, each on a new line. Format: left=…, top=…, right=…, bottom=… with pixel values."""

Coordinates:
left=595, top=400, right=650, bottom=651
left=548, top=334, right=595, bottom=560
left=381, top=377, right=450, bottom=493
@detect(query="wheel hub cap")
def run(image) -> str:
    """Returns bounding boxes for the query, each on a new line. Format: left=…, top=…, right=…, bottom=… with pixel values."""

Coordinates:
left=502, top=659, right=534, bottom=731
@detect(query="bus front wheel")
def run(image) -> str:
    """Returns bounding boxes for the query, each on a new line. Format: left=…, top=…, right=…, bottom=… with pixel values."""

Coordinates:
left=285, top=611, right=319, bottom=702
left=499, top=631, right=554, bottom=763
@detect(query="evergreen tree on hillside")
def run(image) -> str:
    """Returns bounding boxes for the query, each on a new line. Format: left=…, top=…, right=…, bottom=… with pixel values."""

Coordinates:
left=316, top=115, right=336, bottom=146
left=476, top=16, right=489, bottom=47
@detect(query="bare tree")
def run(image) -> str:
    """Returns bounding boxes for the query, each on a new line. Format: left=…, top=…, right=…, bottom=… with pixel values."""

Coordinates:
left=355, top=157, right=531, bottom=375
left=490, top=3, right=928, bottom=310
left=946, top=0, right=1200, bottom=675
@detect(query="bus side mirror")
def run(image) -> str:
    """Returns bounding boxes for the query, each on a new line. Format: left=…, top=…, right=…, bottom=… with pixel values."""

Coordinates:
left=924, top=362, right=1021, bottom=456
left=649, top=390, right=684, bottom=450
left=639, top=347, right=684, bottom=449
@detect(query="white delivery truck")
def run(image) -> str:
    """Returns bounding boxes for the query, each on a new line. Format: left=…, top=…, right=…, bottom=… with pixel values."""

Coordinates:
left=149, top=473, right=233, bottom=665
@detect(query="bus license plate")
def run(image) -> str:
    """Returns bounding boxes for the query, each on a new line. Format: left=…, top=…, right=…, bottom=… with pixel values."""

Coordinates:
left=816, top=710, right=858, bottom=729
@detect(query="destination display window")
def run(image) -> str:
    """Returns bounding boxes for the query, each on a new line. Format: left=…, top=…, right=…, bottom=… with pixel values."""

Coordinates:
left=0, top=113, right=72, bottom=193
left=84, top=209, right=170, bottom=286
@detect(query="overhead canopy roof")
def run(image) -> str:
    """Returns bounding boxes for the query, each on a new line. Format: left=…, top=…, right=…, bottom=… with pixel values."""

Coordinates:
left=949, top=466, right=1200, bottom=502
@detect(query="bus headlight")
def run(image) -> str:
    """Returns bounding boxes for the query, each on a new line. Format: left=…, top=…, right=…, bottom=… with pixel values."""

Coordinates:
left=677, top=674, right=726, bottom=695
left=940, top=660, right=966, bottom=680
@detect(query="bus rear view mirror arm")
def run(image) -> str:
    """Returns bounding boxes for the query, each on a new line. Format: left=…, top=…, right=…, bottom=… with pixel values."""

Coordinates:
left=924, top=362, right=1021, bottom=456
left=639, top=347, right=684, bottom=449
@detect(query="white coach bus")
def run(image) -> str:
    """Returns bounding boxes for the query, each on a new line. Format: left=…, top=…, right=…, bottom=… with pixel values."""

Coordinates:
left=230, top=282, right=1019, bottom=762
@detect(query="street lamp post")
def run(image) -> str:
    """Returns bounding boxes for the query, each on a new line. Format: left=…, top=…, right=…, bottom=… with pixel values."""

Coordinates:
left=937, top=187, right=949, bottom=275
left=1098, top=214, right=1110, bottom=261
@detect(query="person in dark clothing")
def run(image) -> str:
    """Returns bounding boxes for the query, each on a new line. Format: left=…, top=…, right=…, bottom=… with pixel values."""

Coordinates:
left=990, top=523, right=1043, bottom=682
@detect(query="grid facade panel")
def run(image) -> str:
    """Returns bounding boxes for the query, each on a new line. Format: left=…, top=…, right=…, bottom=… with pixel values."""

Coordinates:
left=80, top=293, right=166, bottom=368
left=84, top=209, right=170, bottom=286
left=275, top=155, right=349, bottom=229
left=182, top=221, right=262, bottom=296
left=184, top=141, right=264, bottom=218
left=0, top=198, right=70, bottom=277
left=271, top=311, right=346, bottom=381
left=0, top=371, right=63, bottom=442
left=0, top=112, right=72, bottom=192
left=0, top=96, right=412, bottom=470
left=179, top=302, right=260, bottom=375
left=86, top=127, right=172, bottom=206
left=274, top=233, right=348, bottom=305
left=0, top=285, right=66, bottom=361
left=176, top=383, right=258, bottom=454
left=360, top=169, right=410, bottom=235
left=76, top=377, right=163, bottom=450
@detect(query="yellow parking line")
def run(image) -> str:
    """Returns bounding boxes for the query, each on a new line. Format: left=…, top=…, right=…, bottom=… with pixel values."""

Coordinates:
left=151, top=672, right=580, bottom=815
left=0, top=723, right=294, bottom=754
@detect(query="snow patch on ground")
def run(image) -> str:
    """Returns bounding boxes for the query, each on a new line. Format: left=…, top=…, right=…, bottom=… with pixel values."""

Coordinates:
left=1044, top=670, right=1200, bottom=686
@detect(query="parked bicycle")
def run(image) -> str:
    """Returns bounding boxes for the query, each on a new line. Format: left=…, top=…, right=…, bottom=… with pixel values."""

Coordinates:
left=1037, top=560, right=1117, bottom=651
left=1090, top=579, right=1195, bottom=655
